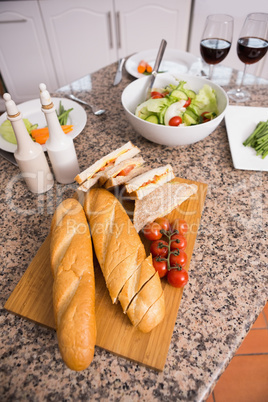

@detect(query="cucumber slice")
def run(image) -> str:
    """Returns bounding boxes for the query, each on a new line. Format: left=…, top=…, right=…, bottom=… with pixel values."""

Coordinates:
left=183, top=110, right=199, bottom=126
left=170, top=89, right=188, bottom=100
left=145, top=115, right=159, bottom=124
left=185, top=89, right=196, bottom=99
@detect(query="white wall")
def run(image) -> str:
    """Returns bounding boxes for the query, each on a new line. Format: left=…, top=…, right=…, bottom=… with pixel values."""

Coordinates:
left=188, top=0, right=268, bottom=79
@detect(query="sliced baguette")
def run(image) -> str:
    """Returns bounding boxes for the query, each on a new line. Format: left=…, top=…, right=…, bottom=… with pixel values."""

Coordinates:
left=118, top=254, right=155, bottom=313
left=84, top=188, right=165, bottom=332
left=126, top=271, right=163, bottom=329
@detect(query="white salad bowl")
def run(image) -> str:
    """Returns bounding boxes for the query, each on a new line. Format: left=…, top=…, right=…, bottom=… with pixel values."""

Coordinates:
left=121, top=72, right=229, bottom=146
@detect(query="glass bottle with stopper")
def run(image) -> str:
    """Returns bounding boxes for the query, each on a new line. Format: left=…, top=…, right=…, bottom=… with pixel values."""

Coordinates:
left=39, top=83, right=80, bottom=184
left=3, top=93, right=54, bottom=194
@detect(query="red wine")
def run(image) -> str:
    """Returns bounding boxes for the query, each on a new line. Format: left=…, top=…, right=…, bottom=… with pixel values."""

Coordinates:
left=200, top=38, right=231, bottom=64
left=237, top=37, right=268, bottom=64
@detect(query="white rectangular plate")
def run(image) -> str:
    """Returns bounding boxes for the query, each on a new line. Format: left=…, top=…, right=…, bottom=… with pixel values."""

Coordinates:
left=225, top=106, right=268, bottom=171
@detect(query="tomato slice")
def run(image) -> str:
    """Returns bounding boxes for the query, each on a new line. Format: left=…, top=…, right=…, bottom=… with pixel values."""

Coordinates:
left=169, top=116, right=182, bottom=126
left=184, top=98, right=191, bottom=107
left=117, top=164, right=135, bottom=176
left=150, top=91, right=165, bottom=99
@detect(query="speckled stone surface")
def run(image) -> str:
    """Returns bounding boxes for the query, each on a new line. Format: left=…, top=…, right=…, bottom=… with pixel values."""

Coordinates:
left=1, top=61, right=267, bottom=402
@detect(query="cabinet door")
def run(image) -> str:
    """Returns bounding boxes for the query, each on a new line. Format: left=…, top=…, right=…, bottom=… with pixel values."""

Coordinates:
left=0, top=1, right=58, bottom=103
left=114, top=0, right=192, bottom=58
left=39, top=0, right=118, bottom=87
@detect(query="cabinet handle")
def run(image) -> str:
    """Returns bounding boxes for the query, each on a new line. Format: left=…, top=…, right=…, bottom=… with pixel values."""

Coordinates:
left=107, top=12, right=113, bottom=49
left=0, top=19, right=27, bottom=24
left=116, top=12, right=121, bottom=49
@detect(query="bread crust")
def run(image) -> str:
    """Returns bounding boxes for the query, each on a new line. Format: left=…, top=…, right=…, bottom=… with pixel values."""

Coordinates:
left=126, top=272, right=163, bottom=328
left=118, top=254, right=155, bottom=313
left=137, top=292, right=165, bottom=333
left=50, top=198, right=96, bottom=371
left=84, top=188, right=165, bottom=332
left=133, top=181, right=198, bottom=232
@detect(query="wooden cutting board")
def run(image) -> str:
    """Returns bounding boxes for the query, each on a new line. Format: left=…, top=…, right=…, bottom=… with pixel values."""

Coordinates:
left=5, top=178, right=207, bottom=370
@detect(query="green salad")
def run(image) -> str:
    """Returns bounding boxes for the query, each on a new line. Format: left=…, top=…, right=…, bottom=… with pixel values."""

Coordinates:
left=135, top=81, right=219, bottom=127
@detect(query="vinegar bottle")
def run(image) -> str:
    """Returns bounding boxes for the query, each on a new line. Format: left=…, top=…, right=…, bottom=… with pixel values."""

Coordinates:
left=3, top=93, right=54, bottom=194
left=39, top=83, right=80, bottom=184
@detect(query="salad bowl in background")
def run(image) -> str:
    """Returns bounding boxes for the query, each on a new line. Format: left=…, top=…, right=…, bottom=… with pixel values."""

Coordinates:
left=121, top=73, right=228, bottom=146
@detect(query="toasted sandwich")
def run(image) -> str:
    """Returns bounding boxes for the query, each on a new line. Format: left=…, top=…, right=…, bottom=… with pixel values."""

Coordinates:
left=125, top=164, right=175, bottom=200
left=75, top=141, right=142, bottom=192
left=133, top=180, right=198, bottom=233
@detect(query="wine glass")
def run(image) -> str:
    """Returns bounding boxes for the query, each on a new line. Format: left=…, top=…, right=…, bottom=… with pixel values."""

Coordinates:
left=200, top=14, right=234, bottom=79
left=228, top=13, right=268, bottom=102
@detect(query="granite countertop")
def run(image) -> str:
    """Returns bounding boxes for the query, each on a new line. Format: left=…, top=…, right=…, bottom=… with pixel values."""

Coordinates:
left=1, top=61, right=267, bottom=401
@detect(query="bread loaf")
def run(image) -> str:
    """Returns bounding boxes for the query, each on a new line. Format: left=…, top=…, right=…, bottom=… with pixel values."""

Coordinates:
left=50, top=198, right=96, bottom=371
left=84, top=188, right=165, bottom=333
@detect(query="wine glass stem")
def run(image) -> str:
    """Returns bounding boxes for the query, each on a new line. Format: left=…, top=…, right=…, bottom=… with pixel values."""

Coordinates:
left=208, top=64, right=214, bottom=79
left=238, top=63, right=248, bottom=92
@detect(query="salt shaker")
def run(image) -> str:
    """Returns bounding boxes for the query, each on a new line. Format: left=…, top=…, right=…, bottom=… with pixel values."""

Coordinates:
left=39, top=83, right=80, bottom=184
left=3, top=93, right=54, bottom=194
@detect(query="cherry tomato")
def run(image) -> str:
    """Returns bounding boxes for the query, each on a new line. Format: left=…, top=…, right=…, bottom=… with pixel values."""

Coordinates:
left=151, top=91, right=165, bottom=99
left=184, top=98, right=191, bottom=107
left=170, top=234, right=187, bottom=251
left=169, top=250, right=187, bottom=268
left=154, top=217, right=170, bottom=232
left=169, top=116, right=182, bottom=126
left=201, top=111, right=210, bottom=123
left=167, top=267, right=188, bottom=288
left=150, top=240, right=169, bottom=258
left=171, top=218, right=188, bottom=235
left=152, top=257, right=168, bottom=278
left=143, top=222, right=162, bottom=241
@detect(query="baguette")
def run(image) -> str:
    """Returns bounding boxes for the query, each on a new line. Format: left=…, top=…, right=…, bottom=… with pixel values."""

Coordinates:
left=50, top=198, right=96, bottom=371
left=84, top=188, right=165, bottom=332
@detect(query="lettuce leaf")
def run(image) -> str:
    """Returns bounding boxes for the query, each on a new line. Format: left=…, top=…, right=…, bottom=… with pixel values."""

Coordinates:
left=191, top=84, right=218, bottom=115
left=0, top=119, right=37, bottom=144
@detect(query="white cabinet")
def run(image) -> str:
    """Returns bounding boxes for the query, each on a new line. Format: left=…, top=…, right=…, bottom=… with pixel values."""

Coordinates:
left=0, top=1, right=59, bottom=103
left=114, top=0, right=192, bottom=58
left=39, top=0, right=118, bottom=87
left=39, top=0, right=192, bottom=87
left=0, top=0, right=193, bottom=103
left=188, top=0, right=268, bottom=80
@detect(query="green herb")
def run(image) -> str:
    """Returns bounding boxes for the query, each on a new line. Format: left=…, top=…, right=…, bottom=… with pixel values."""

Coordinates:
left=57, top=101, right=73, bottom=125
left=243, top=119, right=268, bottom=159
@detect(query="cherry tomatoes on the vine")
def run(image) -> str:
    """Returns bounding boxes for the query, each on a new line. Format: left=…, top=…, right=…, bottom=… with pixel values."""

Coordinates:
left=143, top=221, right=162, bottom=241
left=169, top=250, right=187, bottom=268
left=154, top=217, right=170, bottom=232
left=170, top=233, right=187, bottom=251
left=167, top=268, right=188, bottom=288
left=152, top=257, right=168, bottom=278
left=150, top=240, right=169, bottom=257
left=171, top=218, right=188, bottom=235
